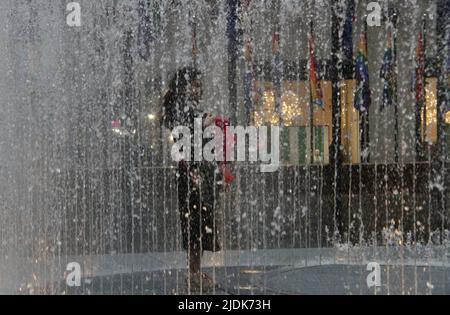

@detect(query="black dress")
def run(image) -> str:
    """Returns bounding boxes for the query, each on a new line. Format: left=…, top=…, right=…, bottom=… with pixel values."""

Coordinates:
left=176, top=109, right=221, bottom=253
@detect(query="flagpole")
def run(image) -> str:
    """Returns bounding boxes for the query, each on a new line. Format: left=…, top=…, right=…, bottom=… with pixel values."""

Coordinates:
left=422, top=16, right=428, bottom=159
left=272, top=0, right=282, bottom=118
left=391, top=7, right=399, bottom=163
left=330, top=0, right=344, bottom=241
left=415, top=17, right=422, bottom=160
left=309, top=20, right=315, bottom=165
left=227, top=0, right=239, bottom=124
left=242, top=0, right=254, bottom=125
left=191, top=9, right=198, bottom=67
left=414, top=15, right=427, bottom=161
left=360, top=20, right=370, bottom=163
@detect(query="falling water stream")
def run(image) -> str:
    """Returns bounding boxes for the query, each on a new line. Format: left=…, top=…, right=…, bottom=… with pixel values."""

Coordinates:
left=0, top=0, right=448, bottom=295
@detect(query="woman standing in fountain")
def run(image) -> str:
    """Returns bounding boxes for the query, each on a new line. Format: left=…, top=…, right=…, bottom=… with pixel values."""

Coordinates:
left=161, top=67, right=221, bottom=293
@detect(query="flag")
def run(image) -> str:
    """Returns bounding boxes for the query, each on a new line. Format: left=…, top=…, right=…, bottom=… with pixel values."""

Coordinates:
left=309, top=31, right=323, bottom=107
left=342, top=0, right=355, bottom=62
left=412, top=19, right=427, bottom=157
left=380, top=26, right=397, bottom=110
left=354, top=28, right=371, bottom=112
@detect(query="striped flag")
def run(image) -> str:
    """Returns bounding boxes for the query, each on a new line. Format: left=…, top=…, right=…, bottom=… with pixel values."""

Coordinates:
left=380, top=26, right=397, bottom=111
left=354, top=28, right=371, bottom=112
left=308, top=30, right=323, bottom=107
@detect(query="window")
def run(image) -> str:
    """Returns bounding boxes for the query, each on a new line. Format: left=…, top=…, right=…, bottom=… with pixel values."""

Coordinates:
left=418, top=77, right=450, bottom=161
left=340, top=80, right=361, bottom=164
left=422, top=77, right=438, bottom=144
left=253, top=80, right=332, bottom=165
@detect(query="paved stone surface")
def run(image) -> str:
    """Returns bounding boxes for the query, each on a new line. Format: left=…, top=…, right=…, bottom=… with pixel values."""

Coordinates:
left=3, top=246, right=450, bottom=294
left=59, top=264, right=450, bottom=295
left=261, top=265, right=450, bottom=295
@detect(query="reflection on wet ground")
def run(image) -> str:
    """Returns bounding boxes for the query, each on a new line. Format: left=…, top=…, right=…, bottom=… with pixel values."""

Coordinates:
left=61, top=264, right=450, bottom=295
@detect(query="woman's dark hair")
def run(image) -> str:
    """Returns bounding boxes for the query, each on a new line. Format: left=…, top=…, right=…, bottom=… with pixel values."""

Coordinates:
left=161, top=67, right=202, bottom=129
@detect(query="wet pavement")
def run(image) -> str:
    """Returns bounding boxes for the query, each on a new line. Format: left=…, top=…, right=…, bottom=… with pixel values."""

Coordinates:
left=62, top=264, right=450, bottom=295
left=4, top=247, right=450, bottom=295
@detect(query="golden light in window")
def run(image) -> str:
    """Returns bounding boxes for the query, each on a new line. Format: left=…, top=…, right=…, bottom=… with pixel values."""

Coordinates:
left=253, top=81, right=331, bottom=128
left=422, top=78, right=438, bottom=143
